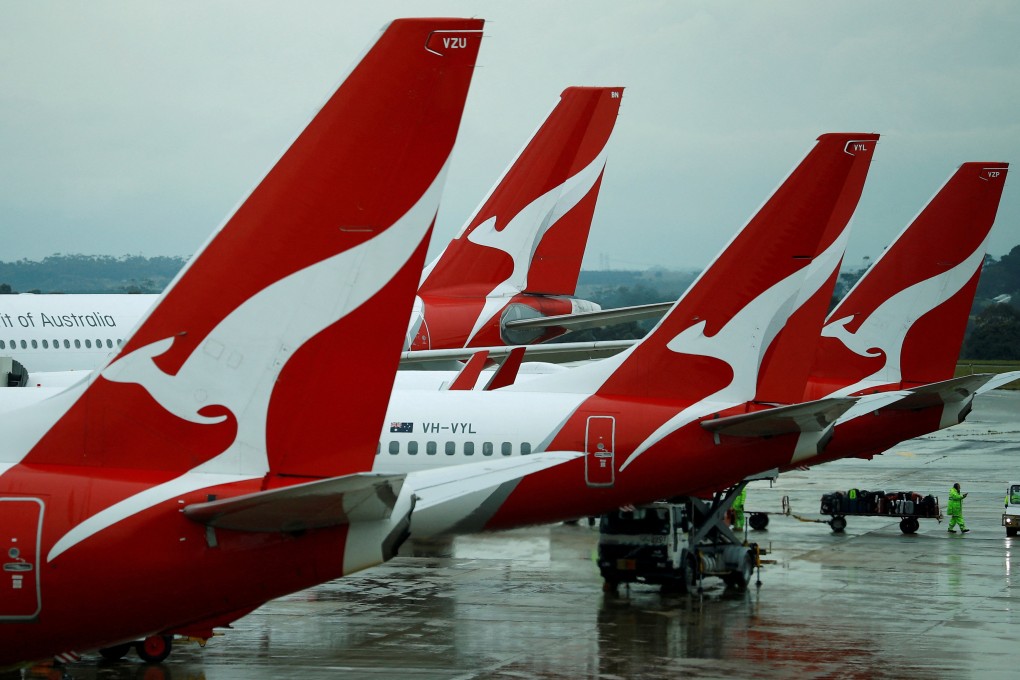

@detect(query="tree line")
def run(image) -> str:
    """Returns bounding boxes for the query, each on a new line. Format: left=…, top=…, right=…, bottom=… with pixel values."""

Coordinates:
left=2, top=247, right=1018, bottom=359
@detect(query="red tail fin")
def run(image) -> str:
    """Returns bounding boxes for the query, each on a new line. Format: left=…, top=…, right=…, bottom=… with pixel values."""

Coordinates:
left=752, top=136, right=878, bottom=403
left=586, top=134, right=880, bottom=404
left=22, top=19, right=484, bottom=479
left=419, top=86, right=624, bottom=298
left=808, top=162, right=1009, bottom=397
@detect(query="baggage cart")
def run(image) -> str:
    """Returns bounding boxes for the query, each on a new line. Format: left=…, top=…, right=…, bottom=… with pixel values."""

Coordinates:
left=820, top=489, right=941, bottom=534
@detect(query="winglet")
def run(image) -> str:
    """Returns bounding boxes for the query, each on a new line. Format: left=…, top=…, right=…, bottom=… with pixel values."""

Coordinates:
left=447, top=350, right=491, bottom=390
left=484, top=346, right=526, bottom=390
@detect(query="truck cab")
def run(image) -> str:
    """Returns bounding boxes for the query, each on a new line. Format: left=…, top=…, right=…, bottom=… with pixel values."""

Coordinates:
left=598, top=504, right=693, bottom=592
left=1003, top=482, right=1020, bottom=536
left=597, top=499, right=758, bottom=593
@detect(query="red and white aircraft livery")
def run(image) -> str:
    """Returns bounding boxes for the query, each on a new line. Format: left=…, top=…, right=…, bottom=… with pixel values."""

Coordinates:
left=388, top=159, right=1017, bottom=505
left=412, top=86, right=623, bottom=349
left=375, top=133, right=881, bottom=535
left=786, top=161, right=1016, bottom=470
left=389, top=160, right=1017, bottom=501
left=0, top=87, right=623, bottom=376
left=0, top=18, right=580, bottom=668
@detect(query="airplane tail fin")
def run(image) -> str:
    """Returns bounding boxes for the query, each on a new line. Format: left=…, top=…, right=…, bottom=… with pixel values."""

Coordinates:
left=809, top=162, right=1009, bottom=397
left=537, top=134, right=879, bottom=404
left=419, top=86, right=624, bottom=299
left=23, top=18, right=484, bottom=479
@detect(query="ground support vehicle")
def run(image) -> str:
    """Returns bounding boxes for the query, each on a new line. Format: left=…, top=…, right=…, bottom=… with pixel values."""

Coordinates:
left=1002, top=482, right=1020, bottom=536
left=597, top=483, right=762, bottom=594
left=820, top=489, right=941, bottom=534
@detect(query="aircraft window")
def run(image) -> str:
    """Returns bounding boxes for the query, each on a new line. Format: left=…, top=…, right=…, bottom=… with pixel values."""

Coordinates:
left=95, top=338, right=101, bottom=348
left=408, top=441, right=418, bottom=456
left=85, top=339, right=92, bottom=348
left=74, top=339, right=81, bottom=349
left=388, top=441, right=399, bottom=455
left=445, top=441, right=455, bottom=455
left=53, top=339, right=58, bottom=348
left=20, top=340, right=27, bottom=349
left=41, top=340, right=48, bottom=349
left=426, top=441, right=437, bottom=455
left=64, top=340, right=70, bottom=349
left=464, top=442, right=475, bottom=456
left=482, top=442, right=493, bottom=456
left=31, top=340, right=37, bottom=349
left=117, top=338, right=123, bottom=346
left=376, top=442, right=380, bottom=456
left=0, top=340, right=4, bottom=349
left=106, top=339, right=113, bottom=348
left=501, top=442, right=512, bottom=456
left=521, top=442, right=532, bottom=455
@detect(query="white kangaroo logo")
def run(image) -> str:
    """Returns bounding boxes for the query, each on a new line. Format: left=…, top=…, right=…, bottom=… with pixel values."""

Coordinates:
left=621, top=229, right=849, bottom=470
left=462, top=145, right=609, bottom=344
left=48, top=170, right=446, bottom=562
left=822, top=236, right=986, bottom=397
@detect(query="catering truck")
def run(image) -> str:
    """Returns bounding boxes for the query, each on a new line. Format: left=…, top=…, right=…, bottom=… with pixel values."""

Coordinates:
left=597, top=496, right=759, bottom=593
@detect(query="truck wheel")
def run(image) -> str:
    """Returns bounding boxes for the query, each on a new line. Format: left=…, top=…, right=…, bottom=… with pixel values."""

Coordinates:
left=749, top=513, right=769, bottom=531
left=137, top=635, right=173, bottom=664
left=723, top=551, right=755, bottom=590
left=899, top=517, right=920, bottom=534
left=1008, top=527, right=1017, bottom=537
left=829, top=516, right=847, bottom=533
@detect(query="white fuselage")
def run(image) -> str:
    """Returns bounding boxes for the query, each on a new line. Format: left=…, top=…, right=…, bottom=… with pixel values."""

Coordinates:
left=0, top=294, right=155, bottom=372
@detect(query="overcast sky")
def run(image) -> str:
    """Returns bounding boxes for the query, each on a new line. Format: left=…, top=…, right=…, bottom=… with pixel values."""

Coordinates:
left=2, top=1, right=1018, bottom=272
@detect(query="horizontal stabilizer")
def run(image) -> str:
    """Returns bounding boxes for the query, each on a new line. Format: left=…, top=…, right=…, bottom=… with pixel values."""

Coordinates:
left=503, top=301, right=673, bottom=333
left=885, top=374, right=997, bottom=411
left=400, top=339, right=634, bottom=369
left=701, top=397, right=858, bottom=438
left=834, top=390, right=912, bottom=424
left=975, top=370, right=1020, bottom=395
left=183, top=473, right=405, bottom=532
left=406, top=452, right=583, bottom=537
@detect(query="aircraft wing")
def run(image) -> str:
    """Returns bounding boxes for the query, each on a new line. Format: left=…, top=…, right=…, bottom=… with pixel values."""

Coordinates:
left=398, top=340, right=634, bottom=369
left=182, top=473, right=406, bottom=532
left=502, top=301, right=673, bottom=333
left=700, top=397, right=858, bottom=438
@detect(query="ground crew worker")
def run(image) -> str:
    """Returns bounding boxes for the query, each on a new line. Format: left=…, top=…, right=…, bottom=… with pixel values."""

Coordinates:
left=948, top=482, right=969, bottom=533
left=732, top=486, right=747, bottom=532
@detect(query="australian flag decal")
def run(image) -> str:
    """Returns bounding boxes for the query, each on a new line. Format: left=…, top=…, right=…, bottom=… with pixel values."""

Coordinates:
left=390, top=422, right=413, bottom=433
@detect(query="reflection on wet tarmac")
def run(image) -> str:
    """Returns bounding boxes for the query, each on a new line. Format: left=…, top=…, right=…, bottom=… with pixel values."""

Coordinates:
left=34, top=391, right=1020, bottom=679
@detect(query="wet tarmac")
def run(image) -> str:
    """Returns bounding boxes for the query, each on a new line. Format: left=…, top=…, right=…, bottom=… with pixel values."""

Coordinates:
left=19, top=390, right=1020, bottom=679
